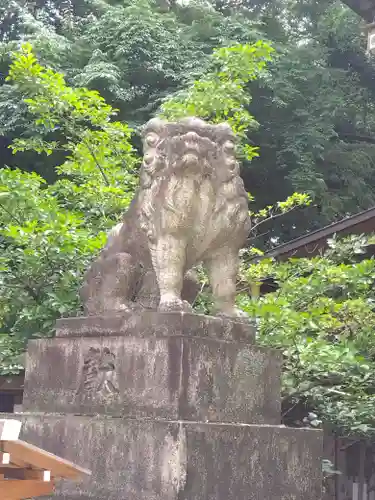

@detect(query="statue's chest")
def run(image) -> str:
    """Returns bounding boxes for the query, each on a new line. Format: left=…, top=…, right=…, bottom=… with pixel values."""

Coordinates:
left=188, top=179, right=249, bottom=259
left=149, top=175, right=249, bottom=260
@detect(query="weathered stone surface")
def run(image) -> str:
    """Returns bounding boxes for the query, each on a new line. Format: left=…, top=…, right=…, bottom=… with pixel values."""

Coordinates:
left=22, top=333, right=281, bottom=424
left=55, top=312, right=256, bottom=343
left=6, top=413, right=322, bottom=500
left=80, top=117, right=251, bottom=319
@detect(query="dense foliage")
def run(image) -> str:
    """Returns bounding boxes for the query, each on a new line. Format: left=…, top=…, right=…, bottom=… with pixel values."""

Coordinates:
left=2, top=42, right=297, bottom=372
left=2, top=0, right=375, bottom=438
left=160, top=40, right=274, bottom=160
left=2, top=0, right=375, bottom=239
left=0, top=45, right=138, bottom=373
left=240, top=235, right=375, bottom=436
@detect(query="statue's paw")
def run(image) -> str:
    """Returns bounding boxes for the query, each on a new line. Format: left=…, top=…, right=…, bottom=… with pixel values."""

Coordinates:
left=217, top=307, right=250, bottom=323
left=158, top=295, right=192, bottom=313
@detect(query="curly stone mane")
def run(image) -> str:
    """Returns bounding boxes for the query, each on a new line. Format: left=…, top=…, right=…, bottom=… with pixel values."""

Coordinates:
left=138, top=117, right=249, bottom=254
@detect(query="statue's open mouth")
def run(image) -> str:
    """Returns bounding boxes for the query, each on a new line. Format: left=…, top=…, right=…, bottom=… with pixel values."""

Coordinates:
left=181, top=152, right=200, bottom=166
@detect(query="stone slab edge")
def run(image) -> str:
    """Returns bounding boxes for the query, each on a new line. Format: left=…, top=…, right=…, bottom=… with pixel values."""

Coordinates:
left=56, top=311, right=256, bottom=344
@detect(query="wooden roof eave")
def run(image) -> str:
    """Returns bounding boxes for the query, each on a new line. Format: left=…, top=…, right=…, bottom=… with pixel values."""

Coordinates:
left=341, top=0, right=375, bottom=23
left=257, top=206, right=375, bottom=262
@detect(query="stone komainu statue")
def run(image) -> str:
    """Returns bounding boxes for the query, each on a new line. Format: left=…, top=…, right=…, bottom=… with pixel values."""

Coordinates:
left=80, top=117, right=251, bottom=318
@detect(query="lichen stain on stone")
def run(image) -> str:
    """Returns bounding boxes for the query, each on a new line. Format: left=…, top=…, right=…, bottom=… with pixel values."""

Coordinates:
left=287, top=444, right=313, bottom=492
left=167, top=338, right=182, bottom=402
left=160, top=423, right=187, bottom=496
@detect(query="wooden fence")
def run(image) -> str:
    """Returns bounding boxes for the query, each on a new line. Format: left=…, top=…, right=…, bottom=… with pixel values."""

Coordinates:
left=324, top=435, right=375, bottom=500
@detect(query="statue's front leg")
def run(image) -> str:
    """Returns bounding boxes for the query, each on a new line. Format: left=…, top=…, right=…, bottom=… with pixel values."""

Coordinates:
left=80, top=253, right=139, bottom=315
left=151, top=235, right=192, bottom=312
left=206, top=247, right=249, bottom=320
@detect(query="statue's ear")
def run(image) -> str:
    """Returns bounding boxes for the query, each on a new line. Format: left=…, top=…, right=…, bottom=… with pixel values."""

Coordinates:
left=142, top=119, right=167, bottom=154
left=222, top=139, right=236, bottom=156
left=214, top=123, right=235, bottom=145
left=144, top=132, right=160, bottom=149
left=142, top=118, right=166, bottom=140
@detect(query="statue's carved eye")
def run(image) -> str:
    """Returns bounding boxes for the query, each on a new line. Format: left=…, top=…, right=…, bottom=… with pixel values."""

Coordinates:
left=145, top=133, right=159, bottom=147
left=143, top=153, right=153, bottom=165
left=226, top=157, right=237, bottom=171
left=223, top=140, right=235, bottom=154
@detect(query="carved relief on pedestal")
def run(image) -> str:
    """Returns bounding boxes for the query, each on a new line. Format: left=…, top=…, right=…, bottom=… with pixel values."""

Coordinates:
left=77, top=347, right=120, bottom=399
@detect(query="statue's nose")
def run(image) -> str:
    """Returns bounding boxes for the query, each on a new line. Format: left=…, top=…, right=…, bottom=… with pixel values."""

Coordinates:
left=185, top=131, right=199, bottom=141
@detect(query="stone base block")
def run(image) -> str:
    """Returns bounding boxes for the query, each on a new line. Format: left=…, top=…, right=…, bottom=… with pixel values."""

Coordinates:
left=8, top=413, right=322, bottom=500
left=23, top=318, right=281, bottom=424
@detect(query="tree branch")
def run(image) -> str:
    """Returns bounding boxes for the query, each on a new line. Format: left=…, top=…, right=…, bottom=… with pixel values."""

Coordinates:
left=339, top=132, right=375, bottom=145
left=247, top=205, right=299, bottom=241
left=82, top=140, right=110, bottom=186
left=0, top=202, right=23, bottom=225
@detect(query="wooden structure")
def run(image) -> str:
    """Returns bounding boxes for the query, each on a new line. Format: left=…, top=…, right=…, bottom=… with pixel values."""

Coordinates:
left=324, top=435, right=375, bottom=500
left=340, top=0, right=375, bottom=52
left=0, top=375, right=24, bottom=413
left=263, top=206, right=375, bottom=261
left=248, top=206, right=375, bottom=296
left=341, top=0, right=375, bottom=23
left=0, top=419, right=91, bottom=500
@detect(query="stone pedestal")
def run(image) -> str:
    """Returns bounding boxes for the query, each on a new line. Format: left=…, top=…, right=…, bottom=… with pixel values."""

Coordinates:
left=16, top=311, right=322, bottom=499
